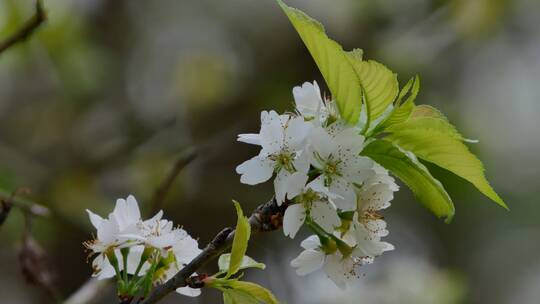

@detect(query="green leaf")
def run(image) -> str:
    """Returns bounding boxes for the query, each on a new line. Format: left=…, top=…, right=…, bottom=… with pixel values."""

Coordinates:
left=376, top=75, right=420, bottom=131
left=387, top=116, right=463, bottom=141
left=219, top=254, right=266, bottom=273
left=409, top=104, right=447, bottom=119
left=384, top=116, right=507, bottom=209
left=223, top=289, right=260, bottom=304
left=227, top=201, right=252, bottom=278
left=229, top=281, right=280, bottom=304
left=362, top=140, right=455, bottom=222
left=346, top=52, right=399, bottom=124
left=277, top=0, right=363, bottom=124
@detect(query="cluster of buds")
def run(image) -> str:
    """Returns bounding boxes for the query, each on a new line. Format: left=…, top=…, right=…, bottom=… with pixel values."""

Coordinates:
left=237, top=81, right=398, bottom=288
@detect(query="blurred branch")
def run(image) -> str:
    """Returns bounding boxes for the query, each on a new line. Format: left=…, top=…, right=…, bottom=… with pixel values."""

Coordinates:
left=149, top=147, right=197, bottom=215
left=0, top=0, right=47, bottom=54
left=18, top=192, right=60, bottom=302
left=64, top=278, right=113, bottom=304
left=0, top=188, right=50, bottom=229
left=140, top=197, right=288, bottom=304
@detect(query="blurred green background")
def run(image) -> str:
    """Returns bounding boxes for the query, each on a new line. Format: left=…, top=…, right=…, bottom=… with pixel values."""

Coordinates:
left=0, top=0, right=538, bottom=303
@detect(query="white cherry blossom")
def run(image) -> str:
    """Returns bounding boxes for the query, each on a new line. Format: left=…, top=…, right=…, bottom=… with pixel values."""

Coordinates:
left=293, top=81, right=327, bottom=122
left=282, top=172, right=341, bottom=239
left=355, top=164, right=399, bottom=238
left=308, top=126, right=374, bottom=211
left=290, top=235, right=371, bottom=289
left=85, top=195, right=201, bottom=298
left=237, top=110, right=312, bottom=204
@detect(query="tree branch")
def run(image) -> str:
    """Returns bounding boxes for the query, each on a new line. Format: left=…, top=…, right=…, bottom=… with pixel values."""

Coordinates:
left=139, top=198, right=288, bottom=304
left=64, top=278, right=113, bottom=304
left=148, top=147, right=197, bottom=215
left=0, top=188, right=50, bottom=229
left=0, top=0, right=47, bottom=54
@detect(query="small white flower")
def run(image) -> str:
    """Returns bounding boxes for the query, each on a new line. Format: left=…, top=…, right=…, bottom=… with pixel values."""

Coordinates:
left=163, top=231, right=202, bottom=297
left=351, top=221, right=394, bottom=258
left=290, top=235, right=371, bottom=289
left=111, top=195, right=142, bottom=232
left=282, top=172, right=341, bottom=239
left=85, top=195, right=202, bottom=299
left=308, top=126, right=374, bottom=211
left=236, top=110, right=312, bottom=204
left=354, top=164, right=399, bottom=238
left=293, top=81, right=327, bottom=122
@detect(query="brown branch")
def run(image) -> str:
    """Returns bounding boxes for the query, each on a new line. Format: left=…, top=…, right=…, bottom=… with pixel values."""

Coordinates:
left=139, top=198, right=288, bottom=304
left=148, top=147, right=197, bottom=215
left=0, top=0, right=47, bottom=54
left=0, top=188, right=50, bottom=230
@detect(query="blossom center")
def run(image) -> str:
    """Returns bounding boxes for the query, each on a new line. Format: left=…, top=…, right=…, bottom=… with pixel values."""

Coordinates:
left=271, top=151, right=295, bottom=172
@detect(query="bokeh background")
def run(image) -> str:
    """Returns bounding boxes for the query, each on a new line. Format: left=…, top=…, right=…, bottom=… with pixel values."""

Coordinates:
left=0, top=0, right=539, bottom=303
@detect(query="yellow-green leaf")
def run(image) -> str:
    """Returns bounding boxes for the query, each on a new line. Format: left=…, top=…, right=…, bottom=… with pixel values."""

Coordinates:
left=218, top=254, right=266, bottom=273
left=229, top=281, right=280, bottom=304
left=376, top=75, right=420, bottom=131
left=362, top=139, right=455, bottom=222
left=227, top=201, right=252, bottom=278
left=223, top=289, right=259, bottom=304
left=385, top=118, right=507, bottom=209
left=277, top=0, right=363, bottom=124
left=347, top=53, right=399, bottom=124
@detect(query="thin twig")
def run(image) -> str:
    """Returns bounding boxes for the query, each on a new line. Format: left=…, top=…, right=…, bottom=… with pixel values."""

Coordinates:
left=149, top=147, right=197, bottom=215
left=0, top=188, right=50, bottom=229
left=140, top=198, right=288, bottom=304
left=19, top=197, right=61, bottom=302
left=0, top=0, right=47, bottom=54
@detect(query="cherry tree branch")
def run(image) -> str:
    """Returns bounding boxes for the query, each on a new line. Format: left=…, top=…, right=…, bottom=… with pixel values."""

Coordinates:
left=64, top=278, right=113, bottom=304
left=148, top=147, right=197, bottom=215
left=0, top=188, right=50, bottom=230
left=0, top=0, right=47, bottom=54
left=139, top=198, right=288, bottom=304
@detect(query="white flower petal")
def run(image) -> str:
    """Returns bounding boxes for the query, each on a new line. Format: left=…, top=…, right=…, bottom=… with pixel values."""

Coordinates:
left=146, top=210, right=163, bottom=224
left=283, top=204, right=306, bottom=239
left=259, top=110, right=286, bottom=155
left=293, top=81, right=323, bottom=119
left=310, top=201, right=340, bottom=232
left=176, top=286, right=201, bottom=297
left=340, top=156, right=374, bottom=185
left=173, top=234, right=202, bottom=264
left=86, top=210, right=104, bottom=229
left=274, top=169, right=290, bottom=204
left=359, top=183, right=394, bottom=211
left=308, top=127, right=335, bottom=162
left=286, top=172, right=309, bottom=200
left=126, top=195, right=142, bottom=221
left=364, top=219, right=389, bottom=238
left=236, top=156, right=274, bottom=185
left=323, top=254, right=349, bottom=290
left=92, top=255, right=116, bottom=280
left=306, top=176, right=339, bottom=200
left=300, top=235, right=321, bottom=250
left=354, top=223, right=394, bottom=257
left=284, top=116, right=311, bottom=150
left=329, top=177, right=357, bottom=211
left=333, top=127, right=364, bottom=154
left=237, top=133, right=261, bottom=145
left=112, top=195, right=142, bottom=231
left=290, top=249, right=325, bottom=275
left=97, top=217, right=119, bottom=246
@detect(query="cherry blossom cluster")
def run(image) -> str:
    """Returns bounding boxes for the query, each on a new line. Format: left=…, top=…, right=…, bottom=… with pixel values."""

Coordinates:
left=236, top=81, right=399, bottom=288
left=85, top=195, right=202, bottom=298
